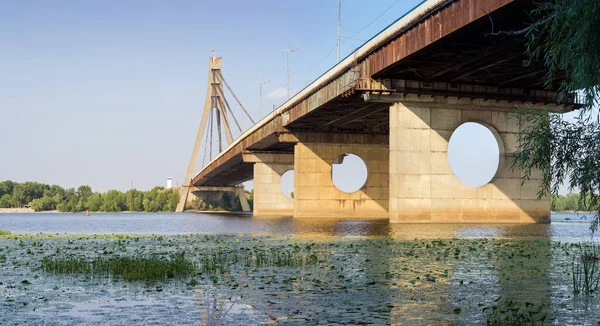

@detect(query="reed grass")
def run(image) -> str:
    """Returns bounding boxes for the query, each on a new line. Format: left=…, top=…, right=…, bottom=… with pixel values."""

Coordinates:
left=199, top=246, right=321, bottom=274
left=572, top=242, right=600, bottom=295
left=41, top=252, right=195, bottom=282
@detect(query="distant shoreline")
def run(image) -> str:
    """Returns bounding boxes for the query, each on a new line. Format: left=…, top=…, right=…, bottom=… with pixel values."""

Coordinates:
left=0, top=208, right=57, bottom=214
left=0, top=209, right=167, bottom=214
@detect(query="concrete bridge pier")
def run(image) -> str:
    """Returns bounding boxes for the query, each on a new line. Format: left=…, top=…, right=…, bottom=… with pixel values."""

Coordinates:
left=387, top=95, right=550, bottom=223
left=242, top=151, right=294, bottom=216
left=281, top=133, right=389, bottom=219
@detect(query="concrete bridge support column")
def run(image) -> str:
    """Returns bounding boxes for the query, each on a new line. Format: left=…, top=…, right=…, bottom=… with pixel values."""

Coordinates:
left=243, top=152, right=294, bottom=216
left=290, top=133, right=389, bottom=219
left=389, top=96, right=549, bottom=223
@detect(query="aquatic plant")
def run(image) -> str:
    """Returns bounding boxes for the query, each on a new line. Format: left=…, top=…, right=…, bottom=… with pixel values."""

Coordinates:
left=198, top=244, right=322, bottom=274
left=572, top=242, right=600, bottom=295
left=0, top=230, right=11, bottom=236
left=484, top=298, right=554, bottom=325
left=41, top=252, right=195, bottom=282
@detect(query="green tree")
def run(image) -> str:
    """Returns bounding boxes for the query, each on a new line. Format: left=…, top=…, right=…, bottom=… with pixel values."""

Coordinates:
left=564, top=193, right=580, bottom=211
left=124, top=189, right=144, bottom=212
left=0, top=180, right=15, bottom=197
left=0, top=194, right=11, bottom=208
left=77, top=185, right=92, bottom=206
left=155, top=191, right=170, bottom=211
left=86, top=193, right=103, bottom=212
left=11, top=182, right=48, bottom=207
left=551, top=195, right=566, bottom=212
left=142, top=187, right=160, bottom=212
left=504, top=1, right=600, bottom=230
left=165, top=189, right=179, bottom=212
left=44, top=185, right=66, bottom=200
left=101, top=190, right=125, bottom=212
left=29, top=196, right=58, bottom=212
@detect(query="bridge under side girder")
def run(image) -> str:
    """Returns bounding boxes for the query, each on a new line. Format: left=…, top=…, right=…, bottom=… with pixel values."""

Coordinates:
left=191, top=0, right=579, bottom=189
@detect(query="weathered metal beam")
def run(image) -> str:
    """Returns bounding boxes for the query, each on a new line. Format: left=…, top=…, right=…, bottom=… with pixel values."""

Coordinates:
left=452, top=53, right=522, bottom=81
left=499, top=70, right=547, bottom=86
left=277, top=131, right=388, bottom=145
left=361, top=79, right=579, bottom=112
left=321, top=103, right=377, bottom=127
left=190, top=186, right=242, bottom=193
left=241, top=151, right=294, bottom=164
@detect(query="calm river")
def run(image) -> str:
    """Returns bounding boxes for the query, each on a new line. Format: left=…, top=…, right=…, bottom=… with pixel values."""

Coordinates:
left=1, top=212, right=599, bottom=325
left=0, top=211, right=596, bottom=241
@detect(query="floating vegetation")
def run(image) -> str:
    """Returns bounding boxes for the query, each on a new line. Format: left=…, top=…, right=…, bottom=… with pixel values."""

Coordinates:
left=0, top=229, right=11, bottom=236
left=0, top=232, right=599, bottom=324
left=572, top=242, right=600, bottom=295
left=484, top=298, right=554, bottom=325
left=199, top=244, right=322, bottom=274
left=41, top=252, right=195, bottom=282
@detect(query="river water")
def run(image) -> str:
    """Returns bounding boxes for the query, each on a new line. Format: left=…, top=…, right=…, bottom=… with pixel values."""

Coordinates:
left=1, top=212, right=599, bottom=325
left=0, top=212, right=596, bottom=241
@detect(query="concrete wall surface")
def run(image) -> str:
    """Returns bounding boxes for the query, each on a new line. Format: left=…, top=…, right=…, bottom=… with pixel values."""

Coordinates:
left=389, top=96, right=549, bottom=223
left=294, top=141, right=389, bottom=219
left=253, top=162, right=295, bottom=216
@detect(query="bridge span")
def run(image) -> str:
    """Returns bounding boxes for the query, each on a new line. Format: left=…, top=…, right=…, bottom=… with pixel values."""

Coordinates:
left=179, top=0, right=580, bottom=222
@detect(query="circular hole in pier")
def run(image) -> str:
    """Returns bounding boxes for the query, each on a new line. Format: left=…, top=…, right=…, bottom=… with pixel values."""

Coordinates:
left=332, top=153, right=368, bottom=193
left=279, top=170, right=295, bottom=198
left=447, top=122, right=500, bottom=188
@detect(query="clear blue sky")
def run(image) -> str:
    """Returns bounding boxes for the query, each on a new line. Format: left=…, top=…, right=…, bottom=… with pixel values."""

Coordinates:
left=0, top=0, right=567, bottom=195
left=0, top=0, right=427, bottom=192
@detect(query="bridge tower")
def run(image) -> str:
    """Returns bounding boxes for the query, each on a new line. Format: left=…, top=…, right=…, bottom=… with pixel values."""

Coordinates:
left=176, top=56, right=255, bottom=212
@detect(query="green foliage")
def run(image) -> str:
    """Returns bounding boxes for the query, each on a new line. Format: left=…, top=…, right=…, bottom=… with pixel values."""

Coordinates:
left=0, top=194, right=11, bottom=208
left=551, top=193, right=594, bottom=212
left=44, top=185, right=66, bottom=202
left=572, top=242, right=600, bottom=295
left=0, top=180, right=180, bottom=213
left=86, top=193, right=103, bottom=212
left=56, top=188, right=85, bottom=212
left=11, top=182, right=48, bottom=207
left=29, top=196, right=58, bottom=212
left=41, top=252, right=195, bottom=282
left=124, top=189, right=144, bottom=212
left=101, top=190, right=126, bottom=212
left=188, top=191, right=244, bottom=212
left=0, top=180, right=15, bottom=197
left=525, top=0, right=600, bottom=108
left=76, top=185, right=92, bottom=204
left=510, top=1, right=600, bottom=231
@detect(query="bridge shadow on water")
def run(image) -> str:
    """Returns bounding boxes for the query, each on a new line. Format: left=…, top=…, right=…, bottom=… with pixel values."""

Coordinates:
left=187, top=212, right=594, bottom=242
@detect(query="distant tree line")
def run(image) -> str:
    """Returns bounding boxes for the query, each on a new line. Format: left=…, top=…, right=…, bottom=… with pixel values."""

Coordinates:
left=552, top=193, right=599, bottom=212
left=188, top=190, right=253, bottom=212
left=0, top=180, right=178, bottom=212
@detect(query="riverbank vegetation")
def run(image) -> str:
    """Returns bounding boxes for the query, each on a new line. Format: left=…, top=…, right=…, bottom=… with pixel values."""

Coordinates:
left=0, top=180, right=178, bottom=213
left=552, top=193, right=599, bottom=212
left=41, top=252, right=196, bottom=282
left=509, top=0, right=600, bottom=230
left=1, top=234, right=599, bottom=324
left=188, top=190, right=253, bottom=212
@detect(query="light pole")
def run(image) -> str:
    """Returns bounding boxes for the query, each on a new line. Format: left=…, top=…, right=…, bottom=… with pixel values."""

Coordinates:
left=337, top=0, right=342, bottom=62
left=259, top=78, right=271, bottom=119
left=284, top=45, right=300, bottom=100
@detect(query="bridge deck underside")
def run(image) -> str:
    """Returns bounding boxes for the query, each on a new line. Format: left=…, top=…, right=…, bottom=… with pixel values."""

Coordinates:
left=372, top=1, right=560, bottom=89
left=193, top=0, right=576, bottom=187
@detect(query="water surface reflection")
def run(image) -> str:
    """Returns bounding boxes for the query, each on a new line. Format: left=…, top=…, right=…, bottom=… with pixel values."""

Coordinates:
left=0, top=212, right=595, bottom=241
